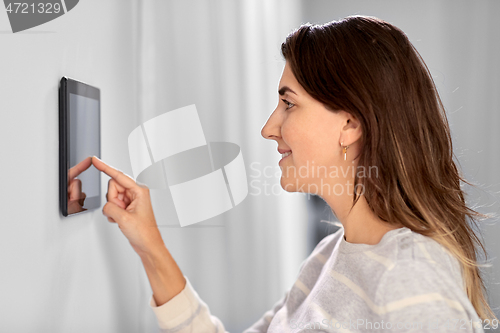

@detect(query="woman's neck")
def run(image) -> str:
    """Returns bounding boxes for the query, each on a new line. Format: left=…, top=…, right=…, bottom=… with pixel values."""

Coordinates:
left=325, top=193, right=403, bottom=245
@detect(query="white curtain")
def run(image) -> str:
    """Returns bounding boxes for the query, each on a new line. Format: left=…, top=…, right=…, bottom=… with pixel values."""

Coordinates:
left=134, top=1, right=308, bottom=331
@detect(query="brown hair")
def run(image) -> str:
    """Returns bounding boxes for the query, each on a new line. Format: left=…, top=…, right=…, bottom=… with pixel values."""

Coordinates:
left=281, top=15, right=496, bottom=321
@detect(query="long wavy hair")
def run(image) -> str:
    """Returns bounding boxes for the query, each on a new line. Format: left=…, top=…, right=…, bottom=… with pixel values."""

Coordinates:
left=281, top=15, right=496, bottom=321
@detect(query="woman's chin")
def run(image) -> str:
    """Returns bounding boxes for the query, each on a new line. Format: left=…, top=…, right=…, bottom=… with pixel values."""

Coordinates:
left=280, top=178, right=296, bottom=192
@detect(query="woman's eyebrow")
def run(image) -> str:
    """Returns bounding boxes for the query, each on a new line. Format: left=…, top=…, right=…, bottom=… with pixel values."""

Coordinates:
left=278, top=86, right=297, bottom=96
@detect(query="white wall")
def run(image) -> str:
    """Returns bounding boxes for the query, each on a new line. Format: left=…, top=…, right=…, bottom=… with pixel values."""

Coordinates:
left=301, top=0, right=500, bottom=319
left=0, top=1, right=310, bottom=332
left=0, top=1, right=150, bottom=331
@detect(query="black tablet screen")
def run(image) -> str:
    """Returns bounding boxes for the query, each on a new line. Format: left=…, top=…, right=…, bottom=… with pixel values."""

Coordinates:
left=69, top=93, right=100, bottom=204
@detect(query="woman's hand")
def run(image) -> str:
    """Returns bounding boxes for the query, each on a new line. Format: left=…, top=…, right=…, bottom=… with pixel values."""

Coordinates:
left=91, top=156, right=164, bottom=256
left=91, top=156, right=186, bottom=305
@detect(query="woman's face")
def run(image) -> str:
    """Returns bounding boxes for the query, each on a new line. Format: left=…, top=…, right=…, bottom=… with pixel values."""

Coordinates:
left=261, top=62, right=355, bottom=195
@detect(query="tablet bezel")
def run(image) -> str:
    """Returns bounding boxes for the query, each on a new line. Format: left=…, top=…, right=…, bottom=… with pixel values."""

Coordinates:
left=59, top=77, right=101, bottom=217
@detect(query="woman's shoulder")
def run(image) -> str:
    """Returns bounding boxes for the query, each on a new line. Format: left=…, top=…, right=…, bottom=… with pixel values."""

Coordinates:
left=372, top=230, right=483, bottom=330
left=310, top=226, right=464, bottom=290
left=394, top=229, right=463, bottom=282
left=374, top=228, right=467, bottom=300
left=369, top=227, right=462, bottom=278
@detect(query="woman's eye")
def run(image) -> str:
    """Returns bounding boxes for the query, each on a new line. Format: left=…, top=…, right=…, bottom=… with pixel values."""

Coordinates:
left=281, top=99, right=295, bottom=110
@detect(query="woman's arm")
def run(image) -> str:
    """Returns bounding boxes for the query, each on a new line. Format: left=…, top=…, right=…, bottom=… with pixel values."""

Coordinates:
left=91, top=157, right=228, bottom=331
left=91, top=156, right=186, bottom=304
left=138, top=241, right=186, bottom=307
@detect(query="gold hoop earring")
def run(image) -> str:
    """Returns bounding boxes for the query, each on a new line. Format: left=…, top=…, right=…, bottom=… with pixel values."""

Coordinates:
left=341, top=142, right=349, bottom=161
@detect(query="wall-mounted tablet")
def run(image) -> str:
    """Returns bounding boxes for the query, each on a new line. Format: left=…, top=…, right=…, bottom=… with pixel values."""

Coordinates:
left=59, top=77, right=101, bottom=217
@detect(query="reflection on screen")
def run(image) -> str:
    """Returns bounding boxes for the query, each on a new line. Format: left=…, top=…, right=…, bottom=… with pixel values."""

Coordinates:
left=69, top=93, right=100, bottom=200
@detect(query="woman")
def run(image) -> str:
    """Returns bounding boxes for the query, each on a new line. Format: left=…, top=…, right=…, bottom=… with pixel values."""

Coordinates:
left=91, top=16, right=497, bottom=332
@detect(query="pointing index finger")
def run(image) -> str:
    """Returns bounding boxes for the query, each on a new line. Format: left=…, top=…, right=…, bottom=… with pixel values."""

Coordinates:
left=91, top=156, right=137, bottom=189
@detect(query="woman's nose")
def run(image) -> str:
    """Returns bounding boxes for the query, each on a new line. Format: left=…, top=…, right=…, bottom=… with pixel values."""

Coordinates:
left=261, top=110, right=280, bottom=141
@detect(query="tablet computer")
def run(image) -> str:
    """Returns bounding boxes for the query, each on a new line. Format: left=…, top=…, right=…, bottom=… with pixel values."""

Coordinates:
left=59, top=77, right=101, bottom=217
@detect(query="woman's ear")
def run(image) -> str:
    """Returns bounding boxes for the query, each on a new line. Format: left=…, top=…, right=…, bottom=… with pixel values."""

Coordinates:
left=340, top=112, right=362, bottom=145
